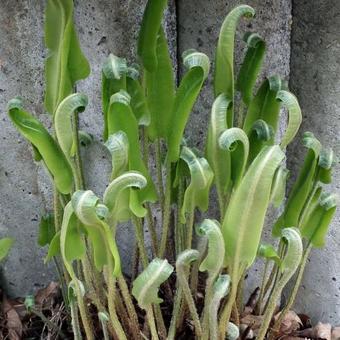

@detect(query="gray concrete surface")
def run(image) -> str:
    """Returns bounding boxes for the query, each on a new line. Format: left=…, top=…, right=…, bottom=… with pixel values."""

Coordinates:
left=287, top=0, right=340, bottom=324
left=0, top=0, right=339, bottom=325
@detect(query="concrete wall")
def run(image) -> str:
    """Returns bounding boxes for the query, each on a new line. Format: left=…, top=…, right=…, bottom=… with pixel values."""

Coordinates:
left=0, top=0, right=339, bottom=324
left=287, top=0, right=340, bottom=324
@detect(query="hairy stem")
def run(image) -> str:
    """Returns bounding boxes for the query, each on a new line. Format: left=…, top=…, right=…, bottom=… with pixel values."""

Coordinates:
left=155, top=138, right=165, bottom=211
left=269, top=244, right=312, bottom=339
left=132, top=216, right=149, bottom=268
left=118, top=275, right=141, bottom=339
left=219, top=266, right=242, bottom=339
left=178, top=267, right=202, bottom=337
left=146, top=306, right=159, bottom=340
left=70, top=299, right=82, bottom=340
left=175, top=177, right=185, bottom=255
left=159, top=159, right=172, bottom=258
left=146, top=204, right=158, bottom=255
left=168, top=287, right=183, bottom=340
left=99, top=318, right=110, bottom=340
left=74, top=279, right=94, bottom=340
left=255, top=259, right=269, bottom=315
left=104, top=267, right=127, bottom=340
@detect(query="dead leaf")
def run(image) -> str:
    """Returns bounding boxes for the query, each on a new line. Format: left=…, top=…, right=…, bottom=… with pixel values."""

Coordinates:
left=2, top=296, right=23, bottom=339
left=332, top=327, right=340, bottom=340
left=313, top=322, right=332, bottom=340
left=275, top=310, right=302, bottom=335
left=297, top=313, right=312, bottom=329
left=35, top=281, right=59, bottom=307
left=240, top=314, right=264, bottom=330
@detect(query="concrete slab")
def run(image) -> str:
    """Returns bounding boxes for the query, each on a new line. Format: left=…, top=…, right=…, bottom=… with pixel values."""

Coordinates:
left=288, top=0, right=340, bottom=324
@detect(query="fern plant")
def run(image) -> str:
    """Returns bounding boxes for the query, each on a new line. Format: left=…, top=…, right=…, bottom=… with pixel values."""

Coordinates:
left=7, top=0, right=338, bottom=339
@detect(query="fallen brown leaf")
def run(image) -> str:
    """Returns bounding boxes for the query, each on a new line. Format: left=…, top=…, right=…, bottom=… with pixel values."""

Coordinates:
left=35, top=281, right=59, bottom=307
left=240, top=314, right=264, bottom=330
left=332, top=327, right=340, bottom=340
left=2, top=295, right=23, bottom=340
left=313, top=322, right=332, bottom=340
left=275, top=310, right=302, bottom=335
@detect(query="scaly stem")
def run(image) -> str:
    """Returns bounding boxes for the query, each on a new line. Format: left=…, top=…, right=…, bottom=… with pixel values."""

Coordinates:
left=118, top=275, right=141, bottom=339
left=155, top=138, right=165, bottom=211
left=186, top=204, right=195, bottom=250
left=257, top=273, right=285, bottom=340
left=175, top=177, right=185, bottom=255
left=269, top=244, right=312, bottom=339
left=178, top=266, right=202, bottom=337
left=255, top=259, right=269, bottom=315
left=70, top=299, right=82, bottom=340
left=154, top=305, right=167, bottom=339
left=202, top=276, right=215, bottom=340
left=236, top=269, right=246, bottom=312
left=99, top=318, right=110, bottom=340
left=168, top=287, right=183, bottom=340
left=219, top=265, right=242, bottom=339
left=159, top=159, right=172, bottom=258
left=132, top=216, right=149, bottom=268
left=74, top=278, right=94, bottom=340
left=53, top=257, right=68, bottom=305
left=104, top=267, right=127, bottom=340
left=146, top=306, right=159, bottom=340
left=146, top=204, right=158, bottom=255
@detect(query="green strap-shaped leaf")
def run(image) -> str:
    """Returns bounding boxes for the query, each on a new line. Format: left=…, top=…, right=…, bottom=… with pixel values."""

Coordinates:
left=301, top=192, right=338, bottom=248
left=103, top=171, right=147, bottom=221
left=179, top=147, right=214, bottom=222
left=277, top=90, right=302, bottom=149
left=257, top=244, right=280, bottom=265
left=137, top=0, right=168, bottom=72
left=219, top=127, right=249, bottom=187
left=237, top=32, right=266, bottom=106
left=243, top=76, right=282, bottom=137
left=72, top=190, right=121, bottom=274
left=55, top=93, right=88, bottom=160
left=132, top=258, right=174, bottom=309
left=176, top=249, right=200, bottom=269
left=102, top=54, right=127, bottom=140
left=126, top=66, right=151, bottom=126
left=104, top=131, right=129, bottom=180
left=214, top=5, right=255, bottom=126
left=145, top=28, right=175, bottom=140
left=168, top=50, right=210, bottom=162
left=38, top=213, right=55, bottom=247
left=45, top=231, right=61, bottom=262
left=318, top=147, right=336, bottom=184
left=247, top=119, right=275, bottom=164
left=0, top=238, right=14, bottom=261
left=270, top=166, right=289, bottom=208
left=273, top=132, right=321, bottom=237
left=222, top=145, right=285, bottom=270
left=279, top=228, right=303, bottom=275
left=107, top=91, right=157, bottom=205
left=206, top=94, right=232, bottom=199
left=7, top=98, right=73, bottom=194
left=60, top=202, right=86, bottom=269
left=44, top=0, right=90, bottom=115
left=196, top=219, right=224, bottom=276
